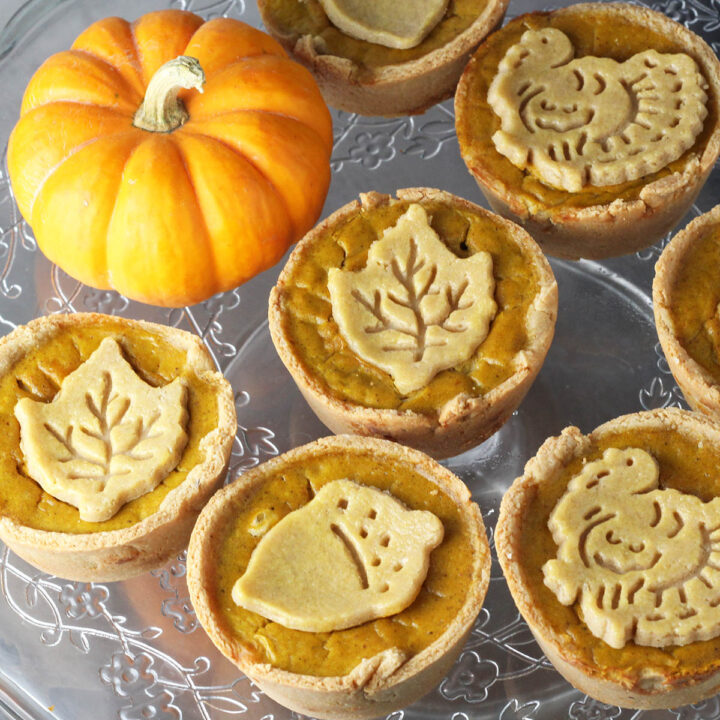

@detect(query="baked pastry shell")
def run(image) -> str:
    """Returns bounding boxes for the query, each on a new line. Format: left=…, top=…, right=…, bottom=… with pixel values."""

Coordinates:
left=455, top=3, right=720, bottom=260
left=0, top=313, right=236, bottom=583
left=187, top=434, right=491, bottom=720
left=269, top=187, right=558, bottom=460
left=654, top=204, right=720, bottom=417
left=257, top=0, right=508, bottom=116
left=496, top=408, right=720, bottom=708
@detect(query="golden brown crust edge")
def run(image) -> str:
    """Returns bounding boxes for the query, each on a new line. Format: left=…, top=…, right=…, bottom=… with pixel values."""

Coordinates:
left=496, top=408, right=720, bottom=709
left=0, top=313, right=237, bottom=582
left=257, top=0, right=509, bottom=116
left=268, top=187, right=558, bottom=460
left=455, top=3, right=720, bottom=260
left=653, top=205, right=720, bottom=416
left=187, top=434, right=491, bottom=720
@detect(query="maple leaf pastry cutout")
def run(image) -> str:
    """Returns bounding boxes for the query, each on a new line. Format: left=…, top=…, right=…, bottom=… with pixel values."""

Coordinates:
left=15, top=337, right=188, bottom=522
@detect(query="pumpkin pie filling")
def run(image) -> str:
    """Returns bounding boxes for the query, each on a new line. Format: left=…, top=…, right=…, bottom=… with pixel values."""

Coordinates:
left=664, top=224, right=720, bottom=382
left=520, top=426, right=720, bottom=682
left=212, top=448, right=475, bottom=677
left=281, top=198, right=541, bottom=414
left=260, top=0, right=490, bottom=76
left=0, top=318, right=219, bottom=534
left=457, top=9, right=718, bottom=214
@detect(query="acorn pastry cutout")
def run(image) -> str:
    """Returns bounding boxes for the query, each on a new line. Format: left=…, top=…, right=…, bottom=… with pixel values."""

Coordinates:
left=188, top=435, right=491, bottom=719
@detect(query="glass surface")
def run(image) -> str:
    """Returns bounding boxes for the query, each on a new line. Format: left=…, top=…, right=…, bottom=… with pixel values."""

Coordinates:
left=0, top=0, right=718, bottom=718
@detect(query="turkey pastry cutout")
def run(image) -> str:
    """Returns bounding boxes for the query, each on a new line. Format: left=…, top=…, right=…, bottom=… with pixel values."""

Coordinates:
left=15, top=337, right=189, bottom=523
left=488, top=28, right=708, bottom=192
left=543, top=447, right=720, bottom=649
left=232, top=479, right=444, bottom=632
left=328, top=204, right=497, bottom=395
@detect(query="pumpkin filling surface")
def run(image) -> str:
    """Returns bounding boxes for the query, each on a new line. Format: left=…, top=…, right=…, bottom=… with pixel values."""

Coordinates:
left=520, top=426, right=720, bottom=682
left=280, top=198, right=541, bottom=413
left=457, top=9, right=718, bottom=214
left=213, top=448, right=474, bottom=676
left=262, top=0, right=490, bottom=73
left=0, top=319, right=219, bottom=534
left=666, top=224, right=720, bottom=382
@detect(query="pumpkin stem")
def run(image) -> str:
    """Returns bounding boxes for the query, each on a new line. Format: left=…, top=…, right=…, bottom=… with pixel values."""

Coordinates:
left=133, top=56, right=205, bottom=133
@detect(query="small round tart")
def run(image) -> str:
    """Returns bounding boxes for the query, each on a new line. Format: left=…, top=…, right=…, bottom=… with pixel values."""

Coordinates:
left=455, top=3, right=720, bottom=260
left=654, top=205, right=720, bottom=417
left=0, top=313, right=236, bottom=582
left=257, top=0, right=508, bottom=116
left=497, top=409, right=720, bottom=709
left=187, top=435, right=490, bottom=720
left=268, top=188, right=557, bottom=459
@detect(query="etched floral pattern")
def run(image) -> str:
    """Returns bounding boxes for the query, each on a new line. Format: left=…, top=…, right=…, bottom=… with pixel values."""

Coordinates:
left=171, top=0, right=246, bottom=19
left=671, top=696, right=720, bottom=720
left=101, top=653, right=159, bottom=697
left=439, top=652, right=499, bottom=702
left=638, top=375, right=683, bottom=410
left=121, top=689, right=179, bottom=720
left=348, top=132, right=396, bottom=169
left=331, top=102, right=456, bottom=172
left=59, top=583, right=109, bottom=620
left=500, top=699, right=540, bottom=720
left=0, top=154, right=34, bottom=303
left=568, top=697, right=623, bottom=720
left=650, top=0, right=720, bottom=32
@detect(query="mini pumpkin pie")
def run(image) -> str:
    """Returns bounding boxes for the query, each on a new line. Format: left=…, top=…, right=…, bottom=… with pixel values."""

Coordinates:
left=187, top=435, right=490, bottom=720
left=0, top=313, right=235, bottom=582
left=654, top=204, right=720, bottom=418
left=497, top=408, right=720, bottom=709
left=257, top=0, right=509, bottom=116
left=269, top=188, right=557, bottom=459
left=455, top=3, right=720, bottom=259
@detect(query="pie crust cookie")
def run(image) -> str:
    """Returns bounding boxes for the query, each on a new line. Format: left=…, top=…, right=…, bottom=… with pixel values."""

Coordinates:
left=0, top=313, right=236, bottom=582
left=497, top=408, right=720, bottom=709
left=268, top=188, right=558, bottom=459
left=455, top=3, right=720, bottom=260
left=187, top=435, right=490, bottom=720
left=654, top=204, right=720, bottom=418
left=257, top=0, right=509, bottom=116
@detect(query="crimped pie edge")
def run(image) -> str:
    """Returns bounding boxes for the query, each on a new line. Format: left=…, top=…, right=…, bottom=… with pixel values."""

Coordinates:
left=496, top=408, right=720, bottom=708
left=186, top=434, right=490, bottom=720
left=653, top=204, right=720, bottom=416
left=257, top=0, right=509, bottom=116
left=455, top=3, right=720, bottom=260
left=0, top=312, right=237, bottom=582
left=268, top=187, right=558, bottom=460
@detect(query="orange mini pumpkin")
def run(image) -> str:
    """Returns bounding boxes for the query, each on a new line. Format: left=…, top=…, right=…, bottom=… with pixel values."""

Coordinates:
left=8, top=10, right=333, bottom=307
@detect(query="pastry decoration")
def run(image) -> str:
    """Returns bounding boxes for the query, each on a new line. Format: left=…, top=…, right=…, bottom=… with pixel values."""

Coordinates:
left=317, top=0, right=449, bottom=49
left=543, top=447, right=720, bottom=649
left=328, top=204, right=497, bottom=395
left=232, top=478, right=444, bottom=632
left=488, top=28, right=708, bottom=192
left=15, top=337, right=189, bottom=523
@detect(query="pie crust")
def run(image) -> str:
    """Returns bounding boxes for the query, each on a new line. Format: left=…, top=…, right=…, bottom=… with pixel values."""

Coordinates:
left=257, top=0, right=509, bottom=116
left=268, top=187, right=558, bottom=459
left=455, top=3, right=720, bottom=260
left=187, top=435, right=490, bottom=720
left=0, top=313, right=236, bottom=582
left=654, top=204, right=720, bottom=417
left=496, top=408, right=720, bottom=708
